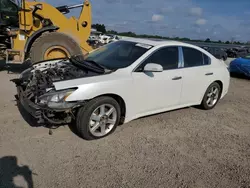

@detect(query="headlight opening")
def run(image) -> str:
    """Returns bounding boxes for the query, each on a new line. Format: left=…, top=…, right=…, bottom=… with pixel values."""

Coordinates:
left=39, top=89, right=75, bottom=104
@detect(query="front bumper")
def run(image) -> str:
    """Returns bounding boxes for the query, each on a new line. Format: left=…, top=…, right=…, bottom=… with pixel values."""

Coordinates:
left=17, top=86, right=44, bottom=123
left=16, top=86, right=77, bottom=125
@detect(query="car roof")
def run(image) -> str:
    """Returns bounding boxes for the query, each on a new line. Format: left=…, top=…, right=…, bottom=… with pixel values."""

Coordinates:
left=120, top=36, right=199, bottom=48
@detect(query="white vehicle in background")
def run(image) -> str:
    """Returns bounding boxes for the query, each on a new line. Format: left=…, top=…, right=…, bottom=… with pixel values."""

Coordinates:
left=98, top=34, right=111, bottom=44
left=88, top=35, right=98, bottom=41
left=98, top=34, right=120, bottom=44
left=13, top=38, right=230, bottom=140
left=106, top=34, right=120, bottom=43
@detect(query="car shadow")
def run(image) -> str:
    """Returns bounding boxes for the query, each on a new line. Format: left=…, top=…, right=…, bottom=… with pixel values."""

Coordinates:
left=0, top=156, right=36, bottom=188
left=68, top=121, right=83, bottom=139
left=0, top=59, right=30, bottom=74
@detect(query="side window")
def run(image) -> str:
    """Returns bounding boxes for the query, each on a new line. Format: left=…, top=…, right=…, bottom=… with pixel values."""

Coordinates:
left=136, top=46, right=179, bottom=71
left=182, top=47, right=208, bottom=67
left=203, top=53, right=211, bottom=65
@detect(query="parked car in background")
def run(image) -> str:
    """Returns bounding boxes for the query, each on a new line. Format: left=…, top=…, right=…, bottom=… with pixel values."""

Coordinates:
left=98, top=34, right=110, bottom=44
left=236, top=48, right=249, bottom=57
left=226, top=47, right=248, bottom=58
left=226, top=48, right=237, bottom=58
left=106, top=34, right=120, bottom=43
left=97, top=34, right=120, bottom=44
left=243, top=47, right=250, bottom=53
left=13, top=39, right=230, bottom=140
left=229, top=54, right=250, bottom=78
left=201, top=46, right=209, bottom=51
left=206, top=47, right=227, bottom=61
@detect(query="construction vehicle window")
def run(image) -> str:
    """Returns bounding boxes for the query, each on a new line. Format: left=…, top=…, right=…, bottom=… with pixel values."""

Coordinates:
left=0, top=0, right=18, bottom=12
left=85, top=41, right=150, bottom=70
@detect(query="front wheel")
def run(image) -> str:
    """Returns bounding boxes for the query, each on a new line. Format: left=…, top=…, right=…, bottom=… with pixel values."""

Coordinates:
left=200, top=82, right=221, bottom=110
left=76, top=96, right=121, bottom=140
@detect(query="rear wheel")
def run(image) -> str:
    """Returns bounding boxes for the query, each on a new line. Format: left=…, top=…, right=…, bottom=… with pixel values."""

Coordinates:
left=76, top=96, right=121, bottom=140
left=29, top=32, right=84, bottom=63
left=200, top=82, right=221, bottom=110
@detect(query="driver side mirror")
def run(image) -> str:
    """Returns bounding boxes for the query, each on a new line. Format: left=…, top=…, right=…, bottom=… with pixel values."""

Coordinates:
left=144, top=63, right=163, bottom=72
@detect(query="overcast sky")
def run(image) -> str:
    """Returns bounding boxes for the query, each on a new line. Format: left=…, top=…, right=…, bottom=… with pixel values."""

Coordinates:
left=43, top=0, right=250, bottom=42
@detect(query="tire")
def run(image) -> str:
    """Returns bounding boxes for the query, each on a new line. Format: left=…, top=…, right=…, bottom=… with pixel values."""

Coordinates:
left=29, top=32, right=83, bottom=63
left=200, top=82, right=221, bottom=110
left=76, top=96, right=121, bottom=140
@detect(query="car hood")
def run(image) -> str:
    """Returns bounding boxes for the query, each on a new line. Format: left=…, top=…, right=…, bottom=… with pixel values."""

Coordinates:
left=12, top=56, right=117, bottom=104
left=53, top=70, right=127, bottom=90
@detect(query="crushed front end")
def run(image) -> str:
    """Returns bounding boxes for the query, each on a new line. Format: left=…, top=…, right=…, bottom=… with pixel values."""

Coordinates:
left=11, top=56, right=105, bottom=127
left=15, top=84, right=81, bottom=126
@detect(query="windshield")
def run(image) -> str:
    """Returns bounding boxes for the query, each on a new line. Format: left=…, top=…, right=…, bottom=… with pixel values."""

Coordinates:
left=84, top=41, right=152, bottom=70
left=0, top=0, right=19, bottom=11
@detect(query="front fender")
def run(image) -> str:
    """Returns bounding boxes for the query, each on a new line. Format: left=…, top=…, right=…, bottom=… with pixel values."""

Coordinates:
left=65, top=80, right=131, bottom=102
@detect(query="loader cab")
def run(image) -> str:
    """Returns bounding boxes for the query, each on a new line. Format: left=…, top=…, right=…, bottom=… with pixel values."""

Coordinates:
left=0, top=0, right=19, bottom=27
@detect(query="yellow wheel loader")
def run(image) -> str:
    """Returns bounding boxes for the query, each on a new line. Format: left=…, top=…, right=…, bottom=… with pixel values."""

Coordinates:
left=0, top=0, right=93, bottom=64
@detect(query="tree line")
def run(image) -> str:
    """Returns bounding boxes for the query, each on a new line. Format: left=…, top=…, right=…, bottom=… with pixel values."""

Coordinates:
left=92, top=23, right=247, bottom=45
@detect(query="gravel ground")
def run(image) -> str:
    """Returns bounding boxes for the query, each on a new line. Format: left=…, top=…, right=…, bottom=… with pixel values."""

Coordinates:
left=0, top=58, right=250, bottom=188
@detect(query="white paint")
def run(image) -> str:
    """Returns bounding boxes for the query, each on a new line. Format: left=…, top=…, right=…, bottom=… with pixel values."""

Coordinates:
left=135, top=43, right=152, bottom=49
left=35, top=38, right=230, bottom=124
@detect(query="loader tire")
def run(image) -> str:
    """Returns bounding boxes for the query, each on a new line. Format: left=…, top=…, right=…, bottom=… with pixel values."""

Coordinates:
left=30, top=32, right=83, bottom=63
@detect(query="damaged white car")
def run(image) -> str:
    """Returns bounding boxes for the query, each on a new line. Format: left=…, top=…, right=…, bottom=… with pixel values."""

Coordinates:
left=12, top=38, right=230, bottom=140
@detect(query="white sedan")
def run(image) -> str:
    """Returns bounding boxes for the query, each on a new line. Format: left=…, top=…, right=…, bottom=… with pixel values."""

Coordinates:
left=13, top=38, right=230, bottom=140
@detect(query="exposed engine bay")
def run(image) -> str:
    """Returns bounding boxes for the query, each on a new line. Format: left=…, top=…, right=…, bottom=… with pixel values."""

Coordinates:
left=12, top=55, right=110, bottom=127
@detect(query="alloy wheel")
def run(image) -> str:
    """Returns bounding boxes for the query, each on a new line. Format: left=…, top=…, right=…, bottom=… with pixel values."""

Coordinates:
left=206, top=86, right=219, bottom=107
left=89, top=104, right=117, bottom=137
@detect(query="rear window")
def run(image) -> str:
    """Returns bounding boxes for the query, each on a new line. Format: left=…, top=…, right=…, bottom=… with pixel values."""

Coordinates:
left=183, top=47, right=211, bottom=67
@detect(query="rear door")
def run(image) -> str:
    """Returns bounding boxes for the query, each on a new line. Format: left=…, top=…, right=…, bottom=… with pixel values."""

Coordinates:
left=179, top=46, right=216, bottom=105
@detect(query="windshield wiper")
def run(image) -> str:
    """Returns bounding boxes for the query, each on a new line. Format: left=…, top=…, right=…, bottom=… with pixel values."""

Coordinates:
left=70, top=56, right=105, bottom=74
left=84, top=60, right=107, bottom=70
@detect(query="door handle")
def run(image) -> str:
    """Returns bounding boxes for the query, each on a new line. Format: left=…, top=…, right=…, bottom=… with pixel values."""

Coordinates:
left=205, top=72, right=213, bottom=76
left=172, top=76, right=182, bottom=80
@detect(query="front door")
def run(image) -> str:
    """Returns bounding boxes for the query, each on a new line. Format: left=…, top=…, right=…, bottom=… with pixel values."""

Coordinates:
left=132, top=46, right=183, bottom=114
